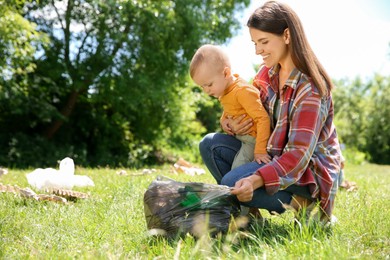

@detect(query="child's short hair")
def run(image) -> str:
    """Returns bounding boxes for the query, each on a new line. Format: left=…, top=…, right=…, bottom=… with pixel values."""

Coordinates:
left=190, top=44, right=231, bottom=78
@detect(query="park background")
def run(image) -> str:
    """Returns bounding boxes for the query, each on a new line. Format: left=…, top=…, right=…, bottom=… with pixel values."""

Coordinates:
left=1, top=0, right=389, bottom=168
left=0, top=1, right=389, bottom=259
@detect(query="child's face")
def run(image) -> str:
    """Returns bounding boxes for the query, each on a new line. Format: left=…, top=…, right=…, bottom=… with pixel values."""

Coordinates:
left=192, top=63, right=229, bottom=98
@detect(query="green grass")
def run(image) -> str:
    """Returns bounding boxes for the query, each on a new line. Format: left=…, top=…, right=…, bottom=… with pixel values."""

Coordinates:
left=0, top=163, right=389, bottom=259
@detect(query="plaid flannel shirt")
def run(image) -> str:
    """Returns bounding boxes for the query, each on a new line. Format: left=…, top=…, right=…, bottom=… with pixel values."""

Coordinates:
left=253, top=65, right=342, bottom=218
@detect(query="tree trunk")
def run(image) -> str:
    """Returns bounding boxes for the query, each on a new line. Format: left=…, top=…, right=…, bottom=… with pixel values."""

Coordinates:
left=43, top=90, right=80, bottom=139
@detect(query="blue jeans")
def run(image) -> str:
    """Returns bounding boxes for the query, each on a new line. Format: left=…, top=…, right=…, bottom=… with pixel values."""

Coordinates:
left=199, top=133, right=312, bottom=214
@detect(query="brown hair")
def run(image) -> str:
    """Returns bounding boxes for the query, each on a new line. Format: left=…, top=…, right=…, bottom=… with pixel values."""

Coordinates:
left=247, top=1, right=333, bottom=97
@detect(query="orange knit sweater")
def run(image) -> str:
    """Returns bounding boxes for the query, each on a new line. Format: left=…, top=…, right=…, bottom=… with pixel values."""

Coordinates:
left=219, top=76, right=270, bottom=154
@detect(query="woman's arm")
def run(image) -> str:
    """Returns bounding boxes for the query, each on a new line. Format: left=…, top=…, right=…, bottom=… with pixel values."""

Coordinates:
left=230, top=174, right=264, bottom=202
left=257, top=85, right=324, bottom=194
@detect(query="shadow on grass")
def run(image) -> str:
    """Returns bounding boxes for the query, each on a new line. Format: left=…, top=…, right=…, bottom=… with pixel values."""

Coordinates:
left=142, top=216, right=335, bottom=258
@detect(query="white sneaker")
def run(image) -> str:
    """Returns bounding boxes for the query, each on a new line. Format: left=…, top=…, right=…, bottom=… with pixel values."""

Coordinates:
left=324, top=215, right=338, bottom=227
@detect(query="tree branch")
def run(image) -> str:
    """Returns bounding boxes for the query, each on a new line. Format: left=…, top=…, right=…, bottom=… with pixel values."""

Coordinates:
left=75, top=23, right=92, bottom=66
left=63, top=0, right=73, bottom=73
left=51, top=0, right=65, bottom=31
left=43, top=13, right=133, bottom=140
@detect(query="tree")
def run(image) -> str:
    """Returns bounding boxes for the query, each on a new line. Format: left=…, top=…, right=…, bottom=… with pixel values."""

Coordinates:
left=0, top=0, right=47, bottom=80
left=333, top=78, right=369, bottom=151
left=0, top=0, right=249, bottom=167
left=0, top=0, right=49, bottom=167
left=363, top=75, right=390, bottom=164
left=333, top=74, right=390, bottom=164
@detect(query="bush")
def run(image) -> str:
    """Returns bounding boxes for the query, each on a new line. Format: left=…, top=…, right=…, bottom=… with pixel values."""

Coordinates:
left=342, top=146, right=367, bottom=166
left=333, top=74, right=390, bottom=164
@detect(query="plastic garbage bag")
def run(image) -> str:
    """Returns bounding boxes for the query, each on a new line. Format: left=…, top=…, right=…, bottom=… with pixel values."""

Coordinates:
left=144, top=176, right=240, bottom=238
left=26, top=157, right=95, bottom=190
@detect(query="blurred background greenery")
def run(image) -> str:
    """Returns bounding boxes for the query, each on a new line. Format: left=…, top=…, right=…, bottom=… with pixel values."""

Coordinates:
left=0, top=0, right=389, bottom=168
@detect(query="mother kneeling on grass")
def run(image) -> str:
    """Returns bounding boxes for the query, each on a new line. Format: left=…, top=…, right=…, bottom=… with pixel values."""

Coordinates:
left=199, top=1, right=342, bottom=224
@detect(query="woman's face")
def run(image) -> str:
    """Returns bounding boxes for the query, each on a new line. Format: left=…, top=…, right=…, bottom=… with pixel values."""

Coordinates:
left=249, top=27, right=289, bottom=68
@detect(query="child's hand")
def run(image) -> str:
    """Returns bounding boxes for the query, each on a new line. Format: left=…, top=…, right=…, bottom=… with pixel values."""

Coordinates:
left=221, top=117, right=234, bottom=135
left=254, top=153, right=271, bottom=164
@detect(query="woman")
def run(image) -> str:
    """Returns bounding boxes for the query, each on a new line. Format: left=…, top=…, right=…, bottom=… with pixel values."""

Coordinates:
left=199, top=1, right=342, bottom=223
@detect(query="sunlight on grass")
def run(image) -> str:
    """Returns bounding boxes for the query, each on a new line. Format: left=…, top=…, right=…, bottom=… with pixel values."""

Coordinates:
left=0, top=163, right=389, bottom=258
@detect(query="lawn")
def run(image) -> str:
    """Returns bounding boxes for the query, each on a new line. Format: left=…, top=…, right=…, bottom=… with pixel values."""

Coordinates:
left=0, top=162, right=389, bottom=259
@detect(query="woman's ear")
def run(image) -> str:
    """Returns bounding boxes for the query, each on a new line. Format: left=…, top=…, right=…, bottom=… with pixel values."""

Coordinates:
left=284, top=28, right=290, bottom=44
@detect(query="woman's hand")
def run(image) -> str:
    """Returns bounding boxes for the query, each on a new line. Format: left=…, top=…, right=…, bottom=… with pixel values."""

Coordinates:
left=221, top=114, right=253, bottom=136
left=230, top=174, right=264, bottom=202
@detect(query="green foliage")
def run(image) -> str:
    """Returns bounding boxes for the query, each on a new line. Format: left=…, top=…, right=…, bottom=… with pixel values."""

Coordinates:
left=2, top=0, right=388, bottom=167
left=0, top=0, right=49, bottom=125
left=194, top=86, right=223, bottom=133
left=333, top=78, right=368, bottom=150
left=341, top=146, right=367, bottom=166
left=0, top=0, right=48, bottom=79
left=363, top=75, right=390, bottom=164
left=0, top=0, right=250, bottom=167
left=333, top=74, right=390, bottom=164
